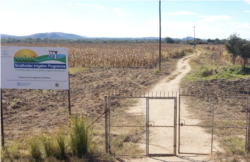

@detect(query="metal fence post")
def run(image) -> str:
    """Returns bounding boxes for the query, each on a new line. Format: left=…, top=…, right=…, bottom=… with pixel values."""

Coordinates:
left=1, top=88, right=4, bottom=147
left=248, top=97, right=250, bottom=151
left=146, top=98, right=149, bottom=155
left=108, top=96, right=111, bottom=153
left=211, top=99, right=215, bottom=154
left=104, top=96, right=108, bottom=152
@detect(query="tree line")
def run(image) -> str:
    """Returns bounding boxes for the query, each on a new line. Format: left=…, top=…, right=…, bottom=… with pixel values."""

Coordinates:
left=1, top=37, right=160, bottom=44
left=2, top=37, right=230, bottom=44
left=165, top=37, right=227, bottom=44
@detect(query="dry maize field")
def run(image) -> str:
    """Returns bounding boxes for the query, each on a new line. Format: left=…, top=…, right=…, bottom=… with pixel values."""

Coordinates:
left=2, top=43, right=194, bottom=67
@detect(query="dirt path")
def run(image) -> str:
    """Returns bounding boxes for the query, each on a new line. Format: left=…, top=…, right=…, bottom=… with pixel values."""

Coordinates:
left=126, top=51, right=218, bottom=162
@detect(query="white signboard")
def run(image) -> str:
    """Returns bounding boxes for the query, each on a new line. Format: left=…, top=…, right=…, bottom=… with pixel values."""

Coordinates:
left=1, top=47, right=69, bottom=90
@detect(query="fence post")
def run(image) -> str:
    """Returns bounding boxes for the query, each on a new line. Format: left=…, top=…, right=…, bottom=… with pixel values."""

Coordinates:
left=104, top=96, right=108, bottom=153
left=1, top=88, right=4, bottom=147
left=68, top=72, right=71, bottom=116
left=248, top=97, right=250, bottom=151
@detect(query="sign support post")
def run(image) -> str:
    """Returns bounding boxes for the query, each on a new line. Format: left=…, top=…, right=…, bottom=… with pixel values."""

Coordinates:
left=68, top=72, right=71, bottom=116
left=1, top=88, right=4, bottom=147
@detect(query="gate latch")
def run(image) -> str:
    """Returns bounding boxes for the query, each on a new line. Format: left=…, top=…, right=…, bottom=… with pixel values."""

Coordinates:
left=180, top=120, right=185, bottom=126
left=149, top=121, right=155, bottom=126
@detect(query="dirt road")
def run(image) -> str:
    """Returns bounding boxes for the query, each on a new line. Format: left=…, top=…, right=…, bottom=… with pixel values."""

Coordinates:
left=127, top=51, right=218, bottom=162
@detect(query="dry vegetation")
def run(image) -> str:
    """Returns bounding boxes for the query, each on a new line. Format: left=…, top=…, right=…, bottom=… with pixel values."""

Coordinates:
left=1, top=43, right=195, bottom=161
left=3, top=43, right=194, bottom=68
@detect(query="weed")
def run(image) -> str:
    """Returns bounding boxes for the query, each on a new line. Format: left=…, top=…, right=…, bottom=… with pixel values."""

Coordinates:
left=8, top=142, right=20, bottom=160
left=70, top=117, right=89, bottom=157
left=41, top=134, right=57, bottom=158
left=0, top=146, right=6, bottom=160
left=29, top=137, right=42, bottom=161
left=56, top=133, right=66, bottom=159
left=153, top=69, right=160, bottom=74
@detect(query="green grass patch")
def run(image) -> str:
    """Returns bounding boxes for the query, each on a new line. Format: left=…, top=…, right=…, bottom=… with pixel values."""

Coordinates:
left=220, top=137, right=246, bottom=155
left=186, top=64, right=250, bottom=81
left=68, top=67, right=90, bottom=74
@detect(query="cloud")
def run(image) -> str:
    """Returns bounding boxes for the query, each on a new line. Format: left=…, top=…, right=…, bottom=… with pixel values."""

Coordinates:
left=114, top=7, right=121, bottom=12
left=245, top=10, right=250, bottom=12
left=167, top=11, right=196, bottom=15
left=113, top=7, right=124, bottom=16
left=66, top=2, right=104, bottom=9
left=244, top=0, right=250, bottom=4
left=199, top=15, right=232, bottom=22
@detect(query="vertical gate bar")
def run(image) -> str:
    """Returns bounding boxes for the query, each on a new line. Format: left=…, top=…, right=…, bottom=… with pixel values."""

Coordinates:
left=1, top=88, right=4, bottom=147
left=108, top=96, right=111, bottom=153
left=146, top=98, right=149, bottom=155
left=178, top=94, right=181, bottom=154
left=174, top=98, right=177, bottom=155
left=211, top=100, right=215, bottom=154
left=104, top=96, right=108, bottom=152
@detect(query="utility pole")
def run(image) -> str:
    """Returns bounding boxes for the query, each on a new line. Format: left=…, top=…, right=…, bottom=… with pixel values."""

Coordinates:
left=159, top=0, right=161, bottom=71
left=186, top=35, right=188, bottom=44
left=193, top=26, right=196, bottom=47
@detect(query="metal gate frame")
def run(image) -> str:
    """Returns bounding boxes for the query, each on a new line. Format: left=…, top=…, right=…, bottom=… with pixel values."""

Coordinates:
left=146, top=97, right=177, bottom=156
left=178, top=93, right=250, bottom=155
left=105, top=96, right=177, bottom=156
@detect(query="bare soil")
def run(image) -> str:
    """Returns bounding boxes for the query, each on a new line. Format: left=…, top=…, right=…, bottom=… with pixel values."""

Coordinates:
left=1, top=58, right=178, bottom=143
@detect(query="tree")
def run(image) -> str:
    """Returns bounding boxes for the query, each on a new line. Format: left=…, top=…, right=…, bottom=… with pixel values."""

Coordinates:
left=237, top=40, right=250, bottom=71
left=225, top=33, right=241, bottom=65
left=165, top=37, right=175, bottom=43
left=214, top=38, right=221, bottom=44
left=195, top=38, right=203, bottom=44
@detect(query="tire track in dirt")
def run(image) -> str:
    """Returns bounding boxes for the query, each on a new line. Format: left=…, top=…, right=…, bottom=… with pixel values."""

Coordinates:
left=126, top=51, right=218, bottom=162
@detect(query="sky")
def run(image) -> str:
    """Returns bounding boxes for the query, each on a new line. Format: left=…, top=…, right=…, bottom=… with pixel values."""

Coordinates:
left=0, top=0, right=250, bottom=39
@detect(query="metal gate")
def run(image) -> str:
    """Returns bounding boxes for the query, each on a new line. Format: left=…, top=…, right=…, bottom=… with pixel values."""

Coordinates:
left=178, top=93, right=250, bottom=155
left=104, top=92, right=250, bottom=156
left=105, top=96, right=177, bottom=156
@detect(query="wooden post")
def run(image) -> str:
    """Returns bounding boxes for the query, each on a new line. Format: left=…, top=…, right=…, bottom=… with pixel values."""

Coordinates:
left=104, top=96, right=108, bottom=152
left=68, top=72, right=71, bottom=116
left=1, top=88, right=4, bottom=147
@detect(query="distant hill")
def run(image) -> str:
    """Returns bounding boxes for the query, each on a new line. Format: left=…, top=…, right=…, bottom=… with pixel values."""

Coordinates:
left=1, top=32, right=210, bottom=41
left=1, top=32, right=87, bottom=39
left=1, top=34, right=21, bottom=39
